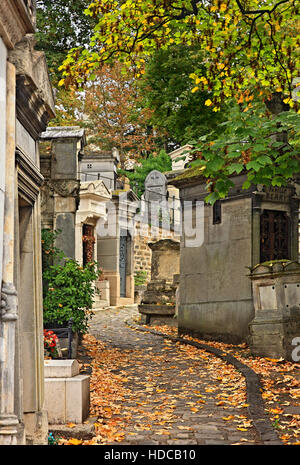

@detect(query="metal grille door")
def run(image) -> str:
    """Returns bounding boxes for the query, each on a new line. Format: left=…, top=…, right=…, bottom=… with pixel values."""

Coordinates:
left=260, top=209, right=289, bottom=263
left=119, top=233, right=127, bottom=297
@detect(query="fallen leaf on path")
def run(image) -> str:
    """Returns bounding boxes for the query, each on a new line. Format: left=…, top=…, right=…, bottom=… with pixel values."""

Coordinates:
left=68, top=438, right=83, bottom=445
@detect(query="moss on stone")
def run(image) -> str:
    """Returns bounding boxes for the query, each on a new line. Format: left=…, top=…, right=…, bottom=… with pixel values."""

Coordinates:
left=171, top=164, right=206, bottom=183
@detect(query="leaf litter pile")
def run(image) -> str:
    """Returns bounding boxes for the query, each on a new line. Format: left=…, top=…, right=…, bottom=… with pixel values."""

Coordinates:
left=58, top=327, right=263, bottom=446
left=56, top=319, right=300, bottom=446
left=149, top=324, right=300, bottom=446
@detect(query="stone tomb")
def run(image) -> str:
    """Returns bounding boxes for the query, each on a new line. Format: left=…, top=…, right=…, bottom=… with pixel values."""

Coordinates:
left=44, top=359, right=90, bottom=424
left=169, top=170, right=300, bottom=346
left=138, top=239, right=180, bottom=326
left=249, top=260, right=300, bottom=361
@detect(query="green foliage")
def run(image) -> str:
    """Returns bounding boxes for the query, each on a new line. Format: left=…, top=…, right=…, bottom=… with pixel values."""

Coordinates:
left=41, top=229, right=65, bottom=269
left=119, top=150, right=172, bottom=197
left=35, top=1, right=96, bottom=127
left=139, top=45, right=228, bottom=149
left=42, top=229, right=101, bottom=334
left=58, top=0, right=300, bottom=197
left=134, top=271, right=148, bottom=286
left=188, top=99, right=300, bottom=203
left=60, top=0, right=300, bottom=109
left=36, top=0, right=96, bottom=84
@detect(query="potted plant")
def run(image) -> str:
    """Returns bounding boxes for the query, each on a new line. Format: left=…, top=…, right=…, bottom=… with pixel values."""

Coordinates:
left=42, top=229, right=101, bottom=356
left=44, top=329, right=61, bottom=359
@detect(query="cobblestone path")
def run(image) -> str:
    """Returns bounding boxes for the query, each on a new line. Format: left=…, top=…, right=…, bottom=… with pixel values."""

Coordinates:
left=87, top=305, right=263, bottom=446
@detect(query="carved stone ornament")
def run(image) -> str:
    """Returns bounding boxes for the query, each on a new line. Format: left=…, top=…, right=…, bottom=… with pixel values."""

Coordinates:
left=80, top=180, right=111, bottom=199
left=47, top=180, right=80, bottom=198
left=254, top=184, right=296, bottom=204
left=1, top=282, right=18, bottom=322
left=0, top=0, right=35, bottom=50
left=8, top=35, right=55, bottom=137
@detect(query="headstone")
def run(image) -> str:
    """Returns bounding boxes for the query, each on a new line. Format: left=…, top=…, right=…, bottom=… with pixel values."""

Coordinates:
left=138, top=239, right=180, bottom=326
left=144, top=170, right=167, bottom=203
left=149, top=239, right=180, bottom=282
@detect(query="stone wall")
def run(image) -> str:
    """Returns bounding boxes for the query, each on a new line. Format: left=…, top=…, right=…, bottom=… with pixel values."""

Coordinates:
left=178, top=196, right=254, bottom=343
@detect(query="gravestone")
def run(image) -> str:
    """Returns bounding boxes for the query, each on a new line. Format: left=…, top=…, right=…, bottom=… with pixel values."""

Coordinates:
left=144, top=170, right=171, bottom=229
left=138, top=239, right=180, bottom=326
left=144, top=170, right=167, bottom=203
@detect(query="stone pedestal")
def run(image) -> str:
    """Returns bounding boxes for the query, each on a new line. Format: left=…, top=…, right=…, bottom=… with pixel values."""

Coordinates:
left=249, top=260, right=300, bottom=360
left=134, top=284, right=147, bottom=304
left=94, top=279, right=110, bottom=308
left=44, top=360, right=90, bottom=424
left=138, top=239, right=180, bottom=326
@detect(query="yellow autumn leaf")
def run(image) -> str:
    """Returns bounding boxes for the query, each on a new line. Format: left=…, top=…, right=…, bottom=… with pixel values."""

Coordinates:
left=191, top=86, right=199, bottom=93
left=67, top=422, right=76, bottom=428
left=269, top=408, right=283, bottom=414
left=68, top=438, right=82, bottom=445
left=265, top=357, right=284, bottom=363
left=204, top=99, right=213, bottom=106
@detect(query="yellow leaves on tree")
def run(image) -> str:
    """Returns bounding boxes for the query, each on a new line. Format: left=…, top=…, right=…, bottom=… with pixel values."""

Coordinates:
left=60, top=0, right=300, bottom=114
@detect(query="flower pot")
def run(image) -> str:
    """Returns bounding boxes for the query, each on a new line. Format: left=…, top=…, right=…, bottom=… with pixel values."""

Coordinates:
left=44, top=320, right=79, bottom=359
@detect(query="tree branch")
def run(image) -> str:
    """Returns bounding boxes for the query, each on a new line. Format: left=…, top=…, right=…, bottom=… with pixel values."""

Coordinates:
left=235, top=0, right=291, bottom=15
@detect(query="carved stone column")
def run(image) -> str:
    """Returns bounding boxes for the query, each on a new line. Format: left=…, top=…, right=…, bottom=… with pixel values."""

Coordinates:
left=0, top=284, right=19, bottom=444
left=0, top=61, right=21, bottom=445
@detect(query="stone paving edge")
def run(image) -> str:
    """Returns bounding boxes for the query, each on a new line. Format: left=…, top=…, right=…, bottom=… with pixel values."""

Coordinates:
left=124, top=318, right=283, bottom=446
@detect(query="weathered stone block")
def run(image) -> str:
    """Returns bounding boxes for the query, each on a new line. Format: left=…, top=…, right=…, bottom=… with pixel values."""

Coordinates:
left=66, top=375, right=90, bottom=424
left=44, top=374, right=90, bottom=424
left=249, top=261, right=300, bottom=360
left=44, top=359, right=80, bottom=378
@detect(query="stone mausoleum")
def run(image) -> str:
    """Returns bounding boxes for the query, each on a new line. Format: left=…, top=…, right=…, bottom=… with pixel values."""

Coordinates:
left=170, top=169, right=300, bottom=354
left=0, top=1, right=55, bottom=444
left=40, top=127, right=112, bottom=308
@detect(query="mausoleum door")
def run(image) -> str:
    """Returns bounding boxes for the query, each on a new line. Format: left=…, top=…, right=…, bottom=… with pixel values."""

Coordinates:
left=18, top=197, right=38, bottom=413
left=260, top=209, right=290, bottom=263
left=82, top=224, right=95, bottom=267
left=119, top=230, right=127, bottom=297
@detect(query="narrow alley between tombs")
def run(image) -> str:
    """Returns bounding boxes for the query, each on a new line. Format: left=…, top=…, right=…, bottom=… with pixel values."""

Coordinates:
left=51, top=305, right=291, bottom=447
